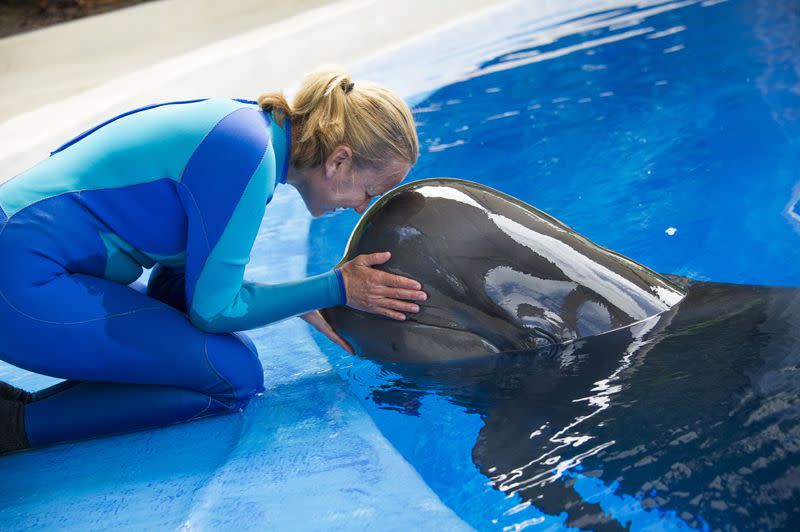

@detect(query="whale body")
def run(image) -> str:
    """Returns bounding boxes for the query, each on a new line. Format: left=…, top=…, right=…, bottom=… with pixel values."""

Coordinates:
left=323, top=178, right=686, bottom=363
left=319, top=178, right=800, bottom=527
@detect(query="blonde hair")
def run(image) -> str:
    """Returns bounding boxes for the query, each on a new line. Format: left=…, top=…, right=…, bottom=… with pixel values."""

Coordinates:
left=257, top=66, right=418, bottom=169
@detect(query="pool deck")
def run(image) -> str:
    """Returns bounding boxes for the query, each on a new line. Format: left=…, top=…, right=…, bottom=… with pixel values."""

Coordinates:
left=0, top=0, right=334, bottom=124
left=0, top=0, right=506, bottom=180
left=0, top=0, right=509, bottom=529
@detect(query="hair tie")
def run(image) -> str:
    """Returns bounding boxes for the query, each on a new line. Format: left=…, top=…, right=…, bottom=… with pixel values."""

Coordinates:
left=343, top=81, right=355, bottom=94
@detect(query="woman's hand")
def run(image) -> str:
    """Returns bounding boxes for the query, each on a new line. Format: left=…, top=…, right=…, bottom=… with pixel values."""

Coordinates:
left=339, top=251, right=427, bottom=320
left=301, top=310, right=354, bottom=354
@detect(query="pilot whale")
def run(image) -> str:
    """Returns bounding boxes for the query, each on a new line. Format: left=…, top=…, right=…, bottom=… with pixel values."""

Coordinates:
left=317, top=178, right=800, bottom=527
left=323, top=178, right=686, bottom=362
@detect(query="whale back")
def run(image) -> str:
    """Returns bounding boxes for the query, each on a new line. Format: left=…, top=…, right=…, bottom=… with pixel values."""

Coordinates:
left=324, top=178, right=685, bottom=363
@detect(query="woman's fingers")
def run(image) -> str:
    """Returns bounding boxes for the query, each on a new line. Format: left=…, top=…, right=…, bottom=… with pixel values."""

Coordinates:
left=318, top=324, right=354, bottom=353
left=341, top=251, right=428, bottom=319
left=359, top=253, right=422, bottom=290
left=376, top=307, right=407, bottom=321
left=324, top=327, right=355, bottom=354
left=361, top=251, right=392, bottom=267
left=301, top=311, right=355, bottom=354
left=378, top=270, right=423, bottom=290
left=378, top=297, right=420, bottom=313
left=374, top=286, right=427, bottom=301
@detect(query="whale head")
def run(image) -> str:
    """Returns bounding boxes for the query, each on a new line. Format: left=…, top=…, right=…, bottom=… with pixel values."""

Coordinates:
left=323, top=178, right=685, bottom=363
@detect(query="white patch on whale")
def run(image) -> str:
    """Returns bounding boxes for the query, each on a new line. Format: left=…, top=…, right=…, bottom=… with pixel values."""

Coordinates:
left=415, top=184, right=685, bottom=320
left=653, top=285, right=684, bottom=307
left=416, top=184, right=485, bottom=209
left=489, top=213, right=674, bottom=320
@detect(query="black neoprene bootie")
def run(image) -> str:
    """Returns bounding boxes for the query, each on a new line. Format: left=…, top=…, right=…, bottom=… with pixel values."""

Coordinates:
left=1, top=396, right=29, bottom=455
left=0, top=380, right=32, bottom=404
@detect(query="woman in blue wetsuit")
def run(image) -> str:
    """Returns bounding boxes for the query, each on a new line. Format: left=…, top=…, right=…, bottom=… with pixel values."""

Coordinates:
left=0, top=67, right=426, bottom=455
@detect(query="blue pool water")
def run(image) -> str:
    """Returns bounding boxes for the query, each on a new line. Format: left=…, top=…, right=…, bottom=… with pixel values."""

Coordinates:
left=1, top=0, right=799, bottom=530
left=308, top=0, right=800, bottom=529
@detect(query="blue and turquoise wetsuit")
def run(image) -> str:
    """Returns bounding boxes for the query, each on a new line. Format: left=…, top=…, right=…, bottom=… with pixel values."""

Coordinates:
left=0, top=98, right=345, bottom=447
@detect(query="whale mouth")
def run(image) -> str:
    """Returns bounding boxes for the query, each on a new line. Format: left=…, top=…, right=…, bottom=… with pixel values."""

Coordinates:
left=403, top=318, right=560, bottom=358
left=367, top=320, right=505, bottom=363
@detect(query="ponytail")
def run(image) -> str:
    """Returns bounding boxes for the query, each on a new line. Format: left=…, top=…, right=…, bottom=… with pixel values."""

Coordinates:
left=257, top=65, right=418, bottom=169
left=256, top=92, right=291, bottom=127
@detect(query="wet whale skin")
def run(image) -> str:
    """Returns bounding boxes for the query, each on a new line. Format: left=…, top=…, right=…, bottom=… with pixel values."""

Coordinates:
left=323, top=178, right=685, bottom=363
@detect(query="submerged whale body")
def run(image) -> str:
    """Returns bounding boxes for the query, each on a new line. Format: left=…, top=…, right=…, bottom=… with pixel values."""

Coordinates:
left=323, top=178, right=686, bottom=362
left=320, top=178, right=800, bottom=527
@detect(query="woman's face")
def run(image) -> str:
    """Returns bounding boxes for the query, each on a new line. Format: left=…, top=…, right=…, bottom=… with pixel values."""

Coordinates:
left=303, top=147, right=410, bottom=217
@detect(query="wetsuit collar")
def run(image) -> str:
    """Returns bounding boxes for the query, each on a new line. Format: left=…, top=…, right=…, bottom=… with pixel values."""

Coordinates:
left=269, top=115, right=292, bottom=187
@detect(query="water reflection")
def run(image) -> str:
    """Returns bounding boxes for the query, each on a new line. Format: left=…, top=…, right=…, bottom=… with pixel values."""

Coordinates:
left=463, top=0, right=700, bottom=81
left=369, top=281, right=800, bottom=529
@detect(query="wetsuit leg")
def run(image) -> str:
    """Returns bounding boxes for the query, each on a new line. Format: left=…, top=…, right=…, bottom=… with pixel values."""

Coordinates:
left=0, top=272, right=264, bottom=448
left=146, top=263, right=188, bottom=313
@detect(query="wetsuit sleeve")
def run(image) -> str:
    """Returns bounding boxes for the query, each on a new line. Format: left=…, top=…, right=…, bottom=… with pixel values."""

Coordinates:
left=179, top=107, right=345, bottom=334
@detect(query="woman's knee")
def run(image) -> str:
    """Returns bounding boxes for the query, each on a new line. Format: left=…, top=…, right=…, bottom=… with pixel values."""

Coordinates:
left=205, top=332, right=264, bottom=405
